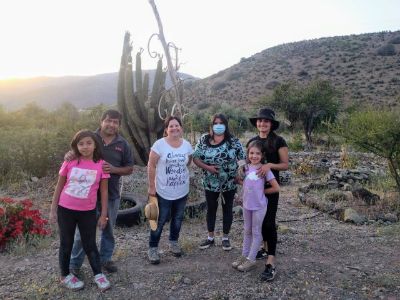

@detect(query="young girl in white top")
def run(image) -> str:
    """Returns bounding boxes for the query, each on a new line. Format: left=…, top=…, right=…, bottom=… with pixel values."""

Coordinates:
left=232, top=140, right=280, bottom=272
left=50, top=130, right=111, bottom=291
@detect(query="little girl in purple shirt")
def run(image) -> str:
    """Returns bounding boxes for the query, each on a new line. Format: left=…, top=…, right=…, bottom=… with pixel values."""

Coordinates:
left=232, top=140, right=280, bottom=272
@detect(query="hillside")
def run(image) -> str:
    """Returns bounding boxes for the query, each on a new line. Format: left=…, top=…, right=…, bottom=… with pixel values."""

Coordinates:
left=0, top=72, right=195, bottom=111
left=186, top=30, right=400, bottom=110
left=1, top=30, right=400, bottom=112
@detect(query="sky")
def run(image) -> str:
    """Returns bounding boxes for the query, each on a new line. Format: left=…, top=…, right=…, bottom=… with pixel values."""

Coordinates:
left=0, top=0, right=399, bottom=80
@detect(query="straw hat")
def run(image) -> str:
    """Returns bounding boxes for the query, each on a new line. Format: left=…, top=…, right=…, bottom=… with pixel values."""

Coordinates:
left=145, top=195, right=159, bottom=231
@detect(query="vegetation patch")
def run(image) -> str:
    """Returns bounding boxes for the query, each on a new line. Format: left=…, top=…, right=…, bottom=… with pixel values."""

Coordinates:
left=0, top=197, right=50, bottom=251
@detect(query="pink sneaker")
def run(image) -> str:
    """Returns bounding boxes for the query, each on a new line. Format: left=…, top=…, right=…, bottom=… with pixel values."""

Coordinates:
left=94, top=273, right=111, bottom=291
left=61, top=274, right=84, bottom=290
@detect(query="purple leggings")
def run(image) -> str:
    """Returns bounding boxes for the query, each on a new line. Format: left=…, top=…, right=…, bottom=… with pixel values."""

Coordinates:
left=242, top=206, right=267, bottom=261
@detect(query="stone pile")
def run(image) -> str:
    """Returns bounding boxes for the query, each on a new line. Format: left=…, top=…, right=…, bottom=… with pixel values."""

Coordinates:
left=279, top=171, right=292, bottom=185
left=327, top=167, right=371, bottom=188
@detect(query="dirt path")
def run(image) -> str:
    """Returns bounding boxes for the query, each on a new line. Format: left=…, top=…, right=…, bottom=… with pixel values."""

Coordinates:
left=1, top=184, right=399, bottom=299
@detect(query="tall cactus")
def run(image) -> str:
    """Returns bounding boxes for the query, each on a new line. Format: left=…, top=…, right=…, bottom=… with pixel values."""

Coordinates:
left=117, top=31, right=168, bottom=166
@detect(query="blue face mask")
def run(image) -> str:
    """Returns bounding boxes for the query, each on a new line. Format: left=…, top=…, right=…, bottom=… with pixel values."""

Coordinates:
left=213, top=124, right=226, bottom=135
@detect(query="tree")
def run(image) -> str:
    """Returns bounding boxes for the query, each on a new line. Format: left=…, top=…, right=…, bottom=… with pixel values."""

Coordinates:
left=267, top=80, right=339, bottom=146
left=332, top=109, right=400, bottom=194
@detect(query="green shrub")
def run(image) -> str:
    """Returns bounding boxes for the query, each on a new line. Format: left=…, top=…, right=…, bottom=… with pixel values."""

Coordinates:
left=389, top=36, right=400, bottom=44
left=211, top=80, right=228, bottom=91
left=226, top=71, right=242, bottom=81
left=332, top=109, right=400, bottom=194
left=377, top=44, right=396, bottom=56
left=287, top=132, right=303, bottom=151
left=196, top=102, right=210, bottom=110
left=0, top=103, right=104, bottom=184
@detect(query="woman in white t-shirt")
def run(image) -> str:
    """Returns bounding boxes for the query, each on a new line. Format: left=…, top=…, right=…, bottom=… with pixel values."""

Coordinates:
left=147, top=116, right=193, bottom=264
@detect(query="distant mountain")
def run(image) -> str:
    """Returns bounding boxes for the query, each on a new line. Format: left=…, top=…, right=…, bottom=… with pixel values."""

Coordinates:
left=186, top=30, right=400, bottom=110
left=2, top=30, right=400, bottom=112
left=0, top=71, right=196, bottom=111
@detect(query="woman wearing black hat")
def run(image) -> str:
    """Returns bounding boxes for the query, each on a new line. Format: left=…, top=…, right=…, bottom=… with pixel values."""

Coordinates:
left=247, top=108, right=288, bottom=281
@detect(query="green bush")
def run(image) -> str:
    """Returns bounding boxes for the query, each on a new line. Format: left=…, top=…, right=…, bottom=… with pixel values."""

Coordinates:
left=377, top=44, right=396, bottom=56
left=226, top=71, right=242, bottom=81
left=287, top=132, right=303, bottom=151
left=389, top=36, right=400, bottom=44
left=262, top=79, right=340, bottom=147
left=211, top=80, right=228, bottom=91
left=0, top=103, right=104, bottom=184
left=332, top=108, right=400, bottom=194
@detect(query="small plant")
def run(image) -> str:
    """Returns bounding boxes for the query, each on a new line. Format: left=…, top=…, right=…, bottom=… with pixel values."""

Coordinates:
left=294, top=160, right=314, bottom=175
left=288, top=132, right=303, bottom=151
left=0, top=197, right=50, bottom=251
left=339, top=145, right=358, bottom=169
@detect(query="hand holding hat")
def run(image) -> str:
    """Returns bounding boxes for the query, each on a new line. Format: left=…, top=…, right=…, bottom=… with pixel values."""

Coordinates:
left=145, top=195, right=159, bottom=231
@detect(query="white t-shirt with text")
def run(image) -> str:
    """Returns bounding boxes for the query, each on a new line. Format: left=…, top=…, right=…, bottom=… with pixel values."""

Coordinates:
left=151, top=138, right=193, bottom=200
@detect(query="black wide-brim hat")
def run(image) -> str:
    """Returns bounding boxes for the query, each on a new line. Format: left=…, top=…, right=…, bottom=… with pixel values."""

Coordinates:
left=249, top=108, right=280, bottom=131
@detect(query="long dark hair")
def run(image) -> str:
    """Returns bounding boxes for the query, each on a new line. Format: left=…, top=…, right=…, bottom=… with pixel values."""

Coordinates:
left=163, top=116, right=183, bottom=137
left=209, top=113, right=233, bottom=142
left=70, top=130, right=103, bottom=163
left=265, top=131, right=280, bottom=154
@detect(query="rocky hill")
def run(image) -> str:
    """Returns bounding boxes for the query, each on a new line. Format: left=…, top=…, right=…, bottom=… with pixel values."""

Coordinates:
left=186, top=30, right=400, bottom=111
left=2, top=30, right=400, bottom=112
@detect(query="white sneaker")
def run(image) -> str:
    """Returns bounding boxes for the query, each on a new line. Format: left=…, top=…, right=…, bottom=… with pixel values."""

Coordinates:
left=232, top=256, right=247, bottom=269
left=237, top=259, right=257, bottom=272
left=61, top=274, right=84, bottom=290
left=94, top=273, right=111, bottom=291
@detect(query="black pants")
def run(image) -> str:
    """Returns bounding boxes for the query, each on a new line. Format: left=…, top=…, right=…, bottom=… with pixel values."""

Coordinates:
left=57, top=206, right=101, bottom=277
left=205, top=189, right=236, bottom=235
left=262, top=192, right=279, bottom=256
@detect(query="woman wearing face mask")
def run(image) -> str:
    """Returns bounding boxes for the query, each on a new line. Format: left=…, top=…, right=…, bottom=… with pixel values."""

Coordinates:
left=193, top=113, right=246, bottom=251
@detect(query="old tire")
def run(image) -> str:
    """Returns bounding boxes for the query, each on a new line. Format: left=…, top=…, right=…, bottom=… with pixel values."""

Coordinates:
left=184, top=198, right=207, bottom=218
left=116, top=193, right=146, bottom=227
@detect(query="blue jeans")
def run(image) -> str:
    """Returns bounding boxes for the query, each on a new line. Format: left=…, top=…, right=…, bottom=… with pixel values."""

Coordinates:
left=70, top=197, right=120, bottom=268
left=149, top=194, right=187, bottom=248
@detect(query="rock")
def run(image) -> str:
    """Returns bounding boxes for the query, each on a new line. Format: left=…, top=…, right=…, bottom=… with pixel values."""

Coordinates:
left=232, top=206, right=243, bottom=216
left=343, top=208, right=367, bottom=224
left=308, top=182, right=327, bottom=190
left=327, top=181, right=339, bottom=189
left=352, top=188, right=380, bottom=205
left=342, top=183, right=352, bottom=191
left=298, top=185, right=310, bottom=193
left=343, top=191, right=354, bottom=202
left=298, top=192, right=306, bottom=203
left=277, top=224, right=290, bottom=234
left=183, top=277, right=192, bottom=285
left=382, top=213, right=398, bottom=223
left=31, top=177, right=39, bottom=182
left=279, top=171, right=292, bottom=185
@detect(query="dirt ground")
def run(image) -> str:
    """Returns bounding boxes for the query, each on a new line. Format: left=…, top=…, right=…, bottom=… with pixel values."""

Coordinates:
left=1, top=172, right=400, bottom=300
